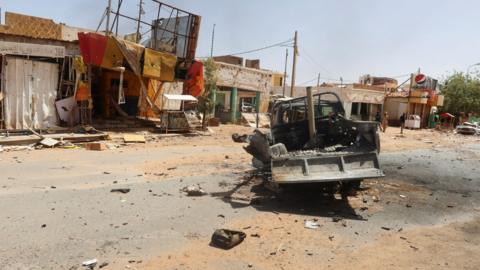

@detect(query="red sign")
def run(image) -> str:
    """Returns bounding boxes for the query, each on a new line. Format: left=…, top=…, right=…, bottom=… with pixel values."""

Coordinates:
left=415, top=74, right=427, bottom=84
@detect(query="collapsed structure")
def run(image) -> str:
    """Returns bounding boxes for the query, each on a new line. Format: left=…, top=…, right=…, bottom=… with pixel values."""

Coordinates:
left=0, top=1, right=203, bottom=133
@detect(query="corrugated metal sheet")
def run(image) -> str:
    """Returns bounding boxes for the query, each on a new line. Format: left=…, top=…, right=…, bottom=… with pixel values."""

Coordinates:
left=4, top=58, right=59, bottom=130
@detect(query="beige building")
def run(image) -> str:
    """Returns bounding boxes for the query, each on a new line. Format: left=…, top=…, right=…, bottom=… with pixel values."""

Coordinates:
left=212, top=56, right=282, bottom=123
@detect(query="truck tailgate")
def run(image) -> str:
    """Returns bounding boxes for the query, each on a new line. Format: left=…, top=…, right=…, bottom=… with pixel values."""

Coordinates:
left=271, top=152, right=384, bottom=184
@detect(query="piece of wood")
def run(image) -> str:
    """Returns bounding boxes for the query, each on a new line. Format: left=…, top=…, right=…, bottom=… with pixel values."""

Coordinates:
left=123, top=134, right=146, bottom=143
left=0, top=133, right=108, bottom=146
left=28, top=128, right=45, bottom=139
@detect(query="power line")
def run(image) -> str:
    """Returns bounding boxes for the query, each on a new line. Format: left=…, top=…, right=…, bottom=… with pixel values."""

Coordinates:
left=226, top=39, right=294, bottom=56
left=200, top=39, right=294, bottom=58
left=299, top=75, right=354, bottom=86
left=299, top=47, right=337, bottom=77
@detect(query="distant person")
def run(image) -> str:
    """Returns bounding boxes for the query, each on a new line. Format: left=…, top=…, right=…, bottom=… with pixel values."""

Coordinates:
left=382, top=112, right=389, bottom=133
left=400, top=113, right=406, bottom=134
left=375, top=111, right=382, bottom=131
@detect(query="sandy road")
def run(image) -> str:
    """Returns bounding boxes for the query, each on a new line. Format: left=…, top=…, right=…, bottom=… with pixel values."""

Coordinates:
left=0, top=125, right=479, bottom=269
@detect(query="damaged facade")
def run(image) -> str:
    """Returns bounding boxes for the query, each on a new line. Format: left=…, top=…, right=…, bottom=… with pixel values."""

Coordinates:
left=0, top=1, right=203, bottom=132
left=0, top=12, right=85, bottom=130
left=213, top=56, right=283, bottom=123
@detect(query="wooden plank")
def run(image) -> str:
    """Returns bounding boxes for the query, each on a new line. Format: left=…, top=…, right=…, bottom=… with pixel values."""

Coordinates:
left=123, top=134, right=146, bottom=143
left=0, top=133, right=108, bottom=146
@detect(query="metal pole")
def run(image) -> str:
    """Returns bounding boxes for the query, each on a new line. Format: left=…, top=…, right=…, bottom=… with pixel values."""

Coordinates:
left=210, top=24, right=216, bottom=58
left=407, top=73, right=413, bottom=116
left=283, top=48, right=288, bottom=97
left=316, top=73, right=321, bottom=87
left=136, top=0, right=144, bottom=43
left=106, top=0, right=112, bottom=35
left=290, top=31, right=298, bottom=98
left=307, top=86, right=316, bottom=140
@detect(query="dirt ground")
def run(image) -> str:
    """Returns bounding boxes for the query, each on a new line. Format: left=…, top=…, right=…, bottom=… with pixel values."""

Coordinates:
left=0, top=124, right=479, bottom=270
left=378, top=126, right=479, bottom=152
left=137, top=125, right=480, bottom=270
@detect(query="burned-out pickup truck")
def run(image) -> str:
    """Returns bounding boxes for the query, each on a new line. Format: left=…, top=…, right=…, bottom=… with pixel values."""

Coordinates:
left=242, top=90, right=384, bottom=190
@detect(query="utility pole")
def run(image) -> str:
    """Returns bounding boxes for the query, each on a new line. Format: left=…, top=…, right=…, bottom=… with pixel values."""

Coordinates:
left=290, top=31, right=298, bottom=97
left=283, top=48, right=288, bottom=97
left=316, top=73, right=321, bottom=87
left=407, top=73, right=413, bottom=116
left=106, top=0, right=112, bottom=35
left=136, top=0, right=144, bottom=43
left=306, top=86, right=316, bottom=140
left=210, top=24, right=216, bottom=58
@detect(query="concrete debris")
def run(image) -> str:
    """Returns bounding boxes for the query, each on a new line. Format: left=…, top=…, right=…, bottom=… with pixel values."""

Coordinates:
left=111, top=188, right=131, bottom=194
left=182, top=185, right=206, bottom=196
left=105, top=143, right=120, bottom=150
left=40, top=138, right=60, bottom=147
left=304, top=220, right=321, bottom=229
left=85, top=142, right=106, bottom=151
left=1, top=144, right=35, bottom=152
left=82, top=258, right=98, bottom=269
left=211, top=229, right=246, bottom=250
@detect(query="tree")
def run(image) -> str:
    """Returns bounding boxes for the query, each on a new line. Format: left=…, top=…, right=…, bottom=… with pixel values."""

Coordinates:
left=198, top=58, right=218, bottom=128
left=441, top=72, right=480, bottom=114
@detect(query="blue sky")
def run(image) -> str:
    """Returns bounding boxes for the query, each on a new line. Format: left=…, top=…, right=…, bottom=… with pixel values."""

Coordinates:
left=1, top=0, right=480, bottom=84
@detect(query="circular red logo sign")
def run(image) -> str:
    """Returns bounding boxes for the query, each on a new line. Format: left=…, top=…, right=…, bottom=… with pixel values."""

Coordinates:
left=415, top=74, right=426, bottom=84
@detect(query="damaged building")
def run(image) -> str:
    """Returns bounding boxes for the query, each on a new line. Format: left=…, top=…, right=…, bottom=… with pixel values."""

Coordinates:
left=0, top=12, right=87, bottom=130
left=0, top=1, right=203, bottom=134
left=272, top=75, right=392, bottom=122
left=213, top=55, right=283, bottom=124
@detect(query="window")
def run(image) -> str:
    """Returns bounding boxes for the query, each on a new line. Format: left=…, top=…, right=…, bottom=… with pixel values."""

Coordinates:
left=352, top=103, right=359, bottom=115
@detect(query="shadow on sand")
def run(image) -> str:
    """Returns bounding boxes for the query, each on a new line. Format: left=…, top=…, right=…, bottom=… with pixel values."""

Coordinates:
left=210, top=169, right=368, bottom=221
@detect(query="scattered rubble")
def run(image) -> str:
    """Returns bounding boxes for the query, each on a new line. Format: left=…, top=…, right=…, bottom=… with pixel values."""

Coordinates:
left=82, top=259, right=98, bottom=269
left=111, top=188, right=131, bottom=194
left=40, top=138, right=60, bottom=147
left=304, top=220, right=321, bottom=229
left=211, top=229, right=246, bottom=249
left=181, top=185, right=207, bottom=196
